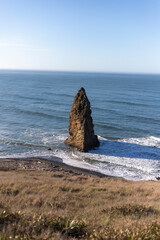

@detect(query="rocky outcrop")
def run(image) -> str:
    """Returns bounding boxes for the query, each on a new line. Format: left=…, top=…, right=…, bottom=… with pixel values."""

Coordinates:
left=65, top=87, right=99, bottom=152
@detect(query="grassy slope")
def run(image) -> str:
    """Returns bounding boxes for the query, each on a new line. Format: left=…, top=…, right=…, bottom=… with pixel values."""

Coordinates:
left=0, top=169, right=160, bottom=239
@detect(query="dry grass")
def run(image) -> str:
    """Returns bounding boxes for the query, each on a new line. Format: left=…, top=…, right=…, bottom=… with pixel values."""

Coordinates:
left=0, top=169, right=160, bottom=239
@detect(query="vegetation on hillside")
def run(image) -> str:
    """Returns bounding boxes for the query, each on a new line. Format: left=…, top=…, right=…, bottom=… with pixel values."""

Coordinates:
left=0, top=168, right=160, bottom=239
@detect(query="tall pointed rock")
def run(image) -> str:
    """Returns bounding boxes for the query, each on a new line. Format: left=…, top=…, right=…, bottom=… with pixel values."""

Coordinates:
left=65, top=87, right=99, bottom=152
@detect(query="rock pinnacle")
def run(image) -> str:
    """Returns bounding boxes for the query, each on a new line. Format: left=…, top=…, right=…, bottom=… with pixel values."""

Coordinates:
left=65, top=87, right=99, bottom=152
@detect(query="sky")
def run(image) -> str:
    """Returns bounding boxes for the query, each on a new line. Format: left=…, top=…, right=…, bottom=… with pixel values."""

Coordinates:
left=0, top=0, right=160, bottom=73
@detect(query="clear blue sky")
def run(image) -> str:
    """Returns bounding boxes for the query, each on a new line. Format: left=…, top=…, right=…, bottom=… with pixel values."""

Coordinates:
left=0, top=0, right=160, bottom=73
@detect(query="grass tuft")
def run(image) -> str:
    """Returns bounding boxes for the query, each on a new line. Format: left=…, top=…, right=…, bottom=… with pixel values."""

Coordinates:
left=0, top=211, right=86, bottom=239
left=1, top=188, right=19, bottom=196
left=103, top=204, right=158, bottom=218
left=89, top=223, right=160, bottom=240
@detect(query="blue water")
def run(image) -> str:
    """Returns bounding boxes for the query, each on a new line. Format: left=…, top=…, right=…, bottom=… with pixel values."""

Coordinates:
left=1, top=70, right=160, bottom=180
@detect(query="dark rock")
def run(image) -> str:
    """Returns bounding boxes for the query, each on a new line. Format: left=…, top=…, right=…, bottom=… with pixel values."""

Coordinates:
left=65, top=87, right=99, bottom=152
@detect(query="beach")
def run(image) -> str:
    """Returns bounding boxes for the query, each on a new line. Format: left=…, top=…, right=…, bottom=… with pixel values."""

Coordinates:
left=0, top=156, right=108, bottom=177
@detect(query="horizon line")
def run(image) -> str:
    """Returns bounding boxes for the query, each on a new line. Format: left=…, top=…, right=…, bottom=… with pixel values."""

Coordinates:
left=0, top=68, right=160, bottom=75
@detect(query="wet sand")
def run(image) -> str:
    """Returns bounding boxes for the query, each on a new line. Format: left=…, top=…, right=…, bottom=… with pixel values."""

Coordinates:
left=0, top=157, right=109, bottom=178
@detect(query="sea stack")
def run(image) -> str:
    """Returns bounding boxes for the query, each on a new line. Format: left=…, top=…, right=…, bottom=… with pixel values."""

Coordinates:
left=65, top=87, right=99, bottom=152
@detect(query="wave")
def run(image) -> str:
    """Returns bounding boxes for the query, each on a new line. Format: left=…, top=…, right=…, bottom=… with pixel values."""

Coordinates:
left=119, top=136, right=160, bottom=147
left=0, top=131, right=68, bottom=150
left=125, top=115, right=159, bottom=124
left=14, top=108, right=68, bottom=120
left=14, top=94, right=46, bottom=102
left=93, top=108, right=159, bottom=125
left=0, top=147, right=157, bottom=181
left=95, top=123, right=122, bottom=131
left=107, top=100, right=150, bottom=107
left=0, top=135, right=160, bottom=181
left=56, top=93, right=74, bottom=98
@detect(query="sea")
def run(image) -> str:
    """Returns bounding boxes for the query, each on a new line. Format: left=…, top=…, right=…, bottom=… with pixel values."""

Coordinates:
left=1, top=70, right=160, bottom=180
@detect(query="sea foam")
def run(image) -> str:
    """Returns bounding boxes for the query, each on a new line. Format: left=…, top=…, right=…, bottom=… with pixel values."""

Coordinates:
left=1, top=135, right=160, bottom=180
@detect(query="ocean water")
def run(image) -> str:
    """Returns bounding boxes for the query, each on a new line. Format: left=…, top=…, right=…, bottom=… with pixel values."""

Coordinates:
left=1, top=70, right=160, bottom=180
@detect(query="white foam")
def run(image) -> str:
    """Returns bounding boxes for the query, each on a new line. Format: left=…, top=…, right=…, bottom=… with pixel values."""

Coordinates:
left=0, top=148, right=157, bottom=180
left=0, top=135, right=160, bottom=181
left=119, top=136, right=160, bottom=148
left=55, top=149, right=156, bottom=181
left=55, top=134, right=68, bottom=141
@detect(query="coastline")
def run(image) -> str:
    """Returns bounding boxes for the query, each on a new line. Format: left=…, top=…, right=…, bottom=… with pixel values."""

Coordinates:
left=0, top=156, right=111, bottom=178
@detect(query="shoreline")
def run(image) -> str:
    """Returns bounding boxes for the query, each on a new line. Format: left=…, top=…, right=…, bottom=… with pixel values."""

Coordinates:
left=0, top=156, right=112, bottom=178
left=0, top=157, right=158, bottom=181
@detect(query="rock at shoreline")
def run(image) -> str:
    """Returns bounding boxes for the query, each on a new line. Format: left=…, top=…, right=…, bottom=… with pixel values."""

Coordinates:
left=65, top=87, right=99, bottom=152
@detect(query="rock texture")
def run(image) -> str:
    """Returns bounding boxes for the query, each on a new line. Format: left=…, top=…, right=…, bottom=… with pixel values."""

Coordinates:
left=65, top=87, right=99, bottom=152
